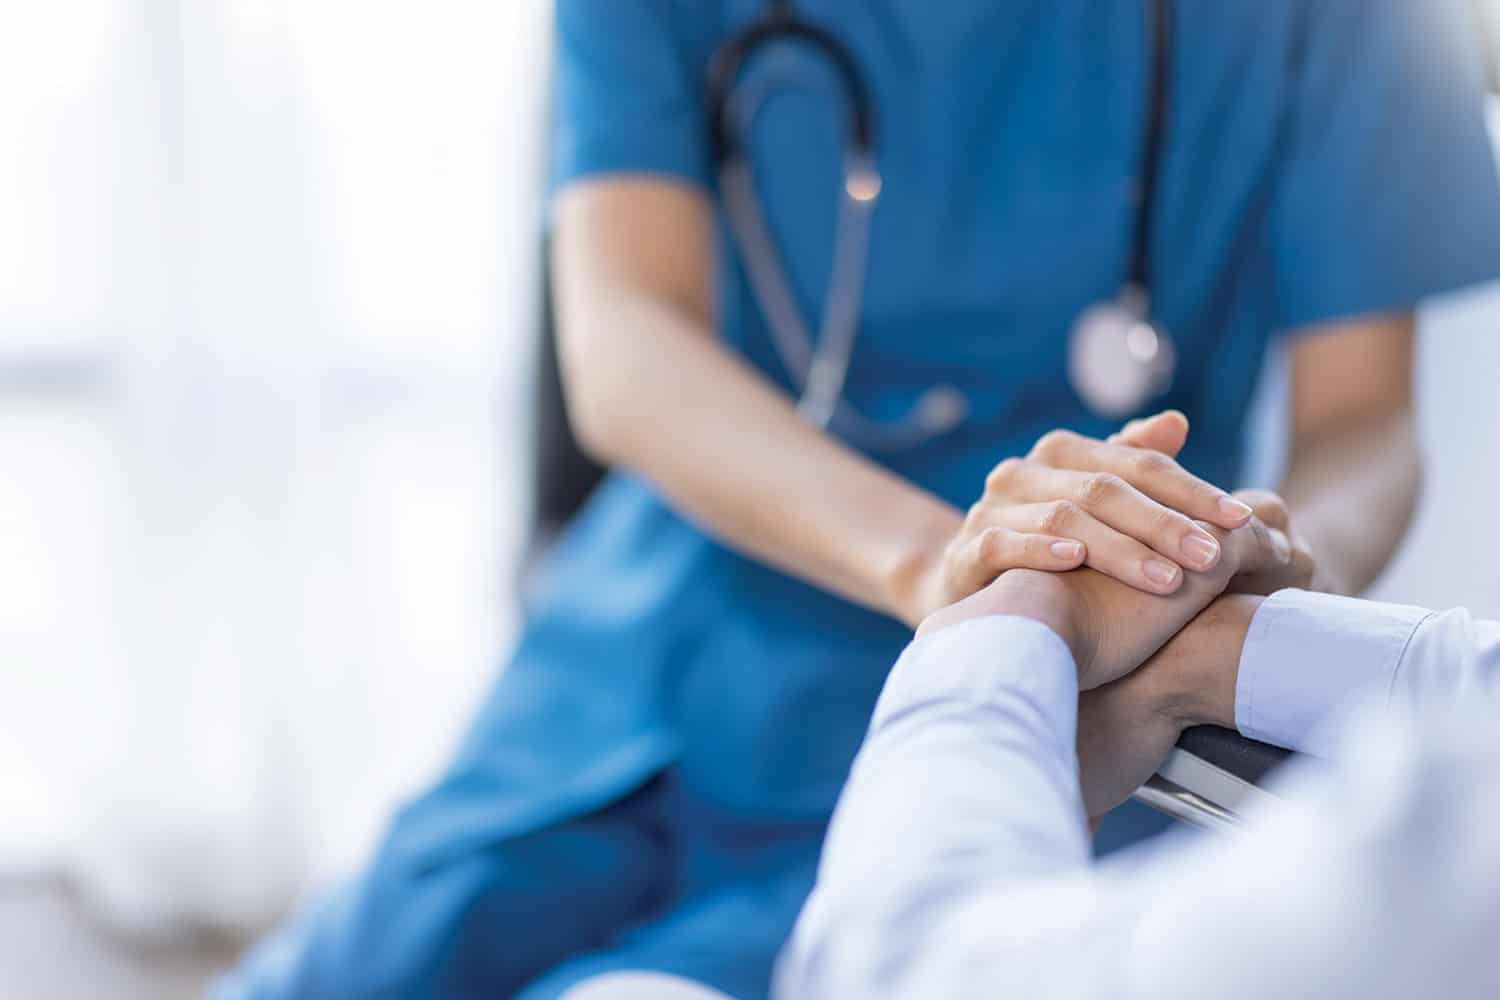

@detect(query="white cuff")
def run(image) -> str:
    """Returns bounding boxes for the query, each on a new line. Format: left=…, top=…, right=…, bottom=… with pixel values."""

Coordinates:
left=1235, top=590, right=1433, bottom=757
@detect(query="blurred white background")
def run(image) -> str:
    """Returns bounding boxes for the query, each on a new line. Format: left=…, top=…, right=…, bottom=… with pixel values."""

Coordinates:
left=0, top=2, right=1497, bottom=997
left=0, top=0, right=548, bottom=947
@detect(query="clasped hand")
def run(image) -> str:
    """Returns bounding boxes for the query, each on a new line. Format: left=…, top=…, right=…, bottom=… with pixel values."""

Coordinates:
left=917, top=411, right=1316, bottom=820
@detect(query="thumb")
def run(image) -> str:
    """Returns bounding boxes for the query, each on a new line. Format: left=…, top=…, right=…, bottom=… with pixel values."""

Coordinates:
left=1110, top=409, right=1189, bottom=458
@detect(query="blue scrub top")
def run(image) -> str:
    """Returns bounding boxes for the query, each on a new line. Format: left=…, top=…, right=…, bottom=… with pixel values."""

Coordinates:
left=395, top=0, right=1500, bottom=859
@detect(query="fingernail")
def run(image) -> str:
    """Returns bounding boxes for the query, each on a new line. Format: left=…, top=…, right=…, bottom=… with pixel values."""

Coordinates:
left=1181, top=531, right=1220, bottom=569
left=1142, top=559, right=1181, bottom=587
left=1218, top=496, right=1254, bottom=522
left=1050, top=540, right=1084, bottom=561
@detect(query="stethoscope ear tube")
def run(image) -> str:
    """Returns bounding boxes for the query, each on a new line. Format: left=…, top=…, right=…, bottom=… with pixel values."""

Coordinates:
left=711, top=7, right=967, bottom=451
left=705, top=12, right=876, bottom=169
left=722, top=156, right=967, bottom=450
left=718, top=151, right=871, bottom=429
left=719, top=65, right=968, bottom=450
left=711, top=0, right=1178, bottom=443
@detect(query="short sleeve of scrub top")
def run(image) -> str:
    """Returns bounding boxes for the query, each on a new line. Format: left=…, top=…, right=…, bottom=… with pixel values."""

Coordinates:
left=551, top=0, right=715, bottom=189
left=1272, top=0, right=1500, bottom=330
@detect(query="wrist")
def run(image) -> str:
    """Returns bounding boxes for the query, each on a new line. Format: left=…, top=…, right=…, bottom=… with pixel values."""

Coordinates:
left=913, top=568, right=1087, bottom=672
left=885, top=504, right=964, bottom=627
left=970, top=570, right=1088, bottom=670
left=1153, top=594, right=1263, bottom=730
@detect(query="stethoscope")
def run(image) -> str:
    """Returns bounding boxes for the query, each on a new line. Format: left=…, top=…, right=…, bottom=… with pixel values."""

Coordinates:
left=707, top=0, right=1177, bottom=449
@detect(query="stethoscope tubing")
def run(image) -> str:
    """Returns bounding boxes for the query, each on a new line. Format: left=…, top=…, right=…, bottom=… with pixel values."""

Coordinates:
left=709, top=0, right=1173, bottom=446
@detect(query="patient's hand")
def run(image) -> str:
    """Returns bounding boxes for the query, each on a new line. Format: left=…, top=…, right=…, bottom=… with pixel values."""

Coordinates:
left=918, top=514, right=1290, bottom=692
left=1076, top=594, right=1261, bottom=819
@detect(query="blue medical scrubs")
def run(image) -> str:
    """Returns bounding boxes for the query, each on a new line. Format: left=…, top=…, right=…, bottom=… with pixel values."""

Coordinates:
left=221, top=2, right=1500, bottom=997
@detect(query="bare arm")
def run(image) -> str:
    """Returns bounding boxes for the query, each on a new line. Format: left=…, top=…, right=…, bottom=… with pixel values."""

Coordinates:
left=552, top=178, right=1254, bottom=625
left=552, top=178, right=964, bottom=625
left=1279, top=314, right=1420, bottom=595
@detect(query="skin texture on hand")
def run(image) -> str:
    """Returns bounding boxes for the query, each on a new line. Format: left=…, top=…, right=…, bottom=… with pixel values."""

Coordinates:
left=918, top=414, right=1326, bottom=827
left=918, top=414, right=1313, bottom=822
left=1111, top=419, right=1316, bottom=598
left=1062, top=520, right=1277, bottom=691
left=1221, top=490, right=1316, bottom=596
left=914, top=412, right=1256, bottom=620
left=1077, top=594, right=1262, bottom=819
left=918, top=510, right=1289, bottom=693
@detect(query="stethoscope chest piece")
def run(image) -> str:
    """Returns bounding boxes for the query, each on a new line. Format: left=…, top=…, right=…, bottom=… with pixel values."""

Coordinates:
left=1067, top=284, right=1176, bottom=419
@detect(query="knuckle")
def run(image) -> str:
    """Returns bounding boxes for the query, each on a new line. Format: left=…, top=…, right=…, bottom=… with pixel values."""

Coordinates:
left=1242, top=516, right=1268, bottom=551
left=1246, top=521, right=1288, bottom=571
left=1031, top=429, right=1074, bottom=461
left=1131, top=450, right=1174, bottom=478
left=985, top=457, right=1026, bottom=494
left=978, top=527, right=1011, bottom=565
left=1024, top=533, right=1053, bottom=560
left=1076, top=472, right=1125, bottom=509
left=1038, top=499, right=1078, bottom=535
left=1148, top=504, right=1183, bottom=537
left=1237, top=489, right=1289, bottom=525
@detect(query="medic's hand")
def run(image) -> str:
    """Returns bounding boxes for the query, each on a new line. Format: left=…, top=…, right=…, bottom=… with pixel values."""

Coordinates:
left=917, top=510, right=1291, bottom=692
left=1108, top=421, right=1318, bottom=597
left=911, top=412, right=1256, bottom=621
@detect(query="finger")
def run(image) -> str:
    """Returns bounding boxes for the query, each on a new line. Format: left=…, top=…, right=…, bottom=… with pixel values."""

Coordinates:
left=946, top=527, right=1087, bottom=600
left=1236, top=537, right=1316, bottom=594
left=1231, top=488, right=1290, bottom=533
left=1029, top=429, right=1253, bottom=530
left=998, top=464, right=1225, bottom=572
left=1288, top=544, right=1316, bottom=589
left=1005, top=500, right=1187, bottom=595
left=1229, top=518, right=1294, bottom=578
left=1107, top=410, right=1187, bottom=452
left=1109, top=409, right=1189, bottom=458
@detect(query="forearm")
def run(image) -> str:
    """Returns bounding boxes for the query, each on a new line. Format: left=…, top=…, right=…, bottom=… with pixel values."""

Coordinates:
left=1151, top=594, right=1262, bottom=731
left=554, top=183, right=959, bottom=627
left=1279, top=396, right=1419, bottom=596
left=1158, top=589, right=1500, bottom=755
left=566, top=288, right=957, bottom=624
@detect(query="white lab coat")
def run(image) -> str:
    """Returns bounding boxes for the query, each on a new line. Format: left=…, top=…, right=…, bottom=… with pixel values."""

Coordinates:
left=775, top=591, right=1500, bottom=999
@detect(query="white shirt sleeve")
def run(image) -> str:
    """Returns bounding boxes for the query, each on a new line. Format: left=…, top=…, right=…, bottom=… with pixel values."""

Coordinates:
left=775, top=607, right=1500, bottom=1000
left=775, top=615, right=1109, bottom=999
left=1235, top=590, right=1500, bottom=756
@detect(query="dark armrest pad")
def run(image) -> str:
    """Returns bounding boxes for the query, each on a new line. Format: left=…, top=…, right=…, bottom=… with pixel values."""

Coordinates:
left=1175, top=725, right=1293, bottom=786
